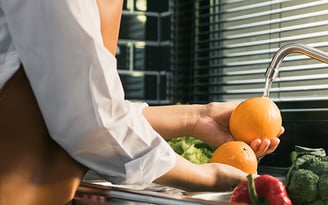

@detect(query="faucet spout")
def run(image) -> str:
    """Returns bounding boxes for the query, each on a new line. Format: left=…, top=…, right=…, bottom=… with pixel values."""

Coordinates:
left=263, top=43, right=328, bottom=97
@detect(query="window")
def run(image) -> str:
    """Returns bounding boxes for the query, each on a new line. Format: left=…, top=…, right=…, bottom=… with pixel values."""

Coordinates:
left=172, top=0, right=328, bottom=102
left=118, top=0, right=173, bottom=104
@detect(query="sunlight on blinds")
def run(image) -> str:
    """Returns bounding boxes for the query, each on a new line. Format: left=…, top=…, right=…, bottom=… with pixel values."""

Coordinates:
left=204, top=0, right=328, bottom=101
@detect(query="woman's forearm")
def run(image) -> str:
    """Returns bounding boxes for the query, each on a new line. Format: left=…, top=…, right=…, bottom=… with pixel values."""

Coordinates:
left=154, top=154, right=213, bottom=191
left=142, top=104, right=203, bottom=140
left=154, top=154, right=247, bottom=192
left=142, top=102, right=238, bottom=147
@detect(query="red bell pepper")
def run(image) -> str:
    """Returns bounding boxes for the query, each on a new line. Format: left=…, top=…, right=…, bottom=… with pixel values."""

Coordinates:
left=230, top=174, right=292, bottom=205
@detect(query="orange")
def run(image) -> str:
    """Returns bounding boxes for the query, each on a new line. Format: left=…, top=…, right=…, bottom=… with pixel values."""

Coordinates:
left=229, top=96, right=282, bottom=144
left=210, top=141, right=257, bottom=174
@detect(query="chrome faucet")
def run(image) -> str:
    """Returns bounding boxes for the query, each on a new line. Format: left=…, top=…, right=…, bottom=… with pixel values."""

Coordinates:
left=263, top=43, right=328, bottom=97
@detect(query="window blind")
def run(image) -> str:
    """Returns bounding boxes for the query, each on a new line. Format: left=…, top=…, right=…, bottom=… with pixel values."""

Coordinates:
left=172, top=0, right=328, bottom=103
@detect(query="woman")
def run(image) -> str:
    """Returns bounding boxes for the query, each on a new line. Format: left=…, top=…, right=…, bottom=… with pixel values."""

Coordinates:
left=0, top=0, right=281, bottom=203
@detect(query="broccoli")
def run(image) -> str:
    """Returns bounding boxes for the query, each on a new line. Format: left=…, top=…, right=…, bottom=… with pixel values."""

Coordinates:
left=287, top=168, right=319, bottom=204
left=286, top=146, right=328, bottom=205
left=302, top=157, right=328, bottom=176
left=318, top=174, right=328, bottom=200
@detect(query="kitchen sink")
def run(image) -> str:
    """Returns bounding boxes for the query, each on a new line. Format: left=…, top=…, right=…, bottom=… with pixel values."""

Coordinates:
left=190, top=192, right=231, bottom=201
left=77, top=181, right=240, bottom=205
left=80, top=171, right=241, bottom=204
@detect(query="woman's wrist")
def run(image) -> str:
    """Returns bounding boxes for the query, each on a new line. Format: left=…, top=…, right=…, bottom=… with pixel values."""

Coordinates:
left=178, top=104, right=205, bottom=137
left=190, top=102, right=239, bottom=147
left=154, top=155, right=217, bottom=192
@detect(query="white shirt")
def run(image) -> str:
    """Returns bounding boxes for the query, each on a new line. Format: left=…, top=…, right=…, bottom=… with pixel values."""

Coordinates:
left=0, top=0, right=176, bottom=185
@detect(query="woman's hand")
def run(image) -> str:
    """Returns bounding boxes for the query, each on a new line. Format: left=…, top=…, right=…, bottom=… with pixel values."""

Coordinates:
left=191, top=102, right=283, bottom=157
left=191, top=102, right=239, bottom=147
left=250, top=128, right=283, bottom=157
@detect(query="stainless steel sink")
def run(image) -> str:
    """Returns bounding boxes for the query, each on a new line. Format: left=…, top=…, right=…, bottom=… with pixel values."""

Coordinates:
left=79, top=178, right=240, bottom=205
left=190, top=192, right=231, bottom=201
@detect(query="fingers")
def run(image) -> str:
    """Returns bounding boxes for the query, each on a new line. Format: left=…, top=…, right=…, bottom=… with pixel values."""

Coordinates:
left=250, top=139, right=269, bottom=157
left=249, top=126, right=283, bottom=158
left=250, top=137, right=280, bottom=158
left=278, top=126, right=285, bottom=136
left=250, top=139, right=261, bottom=156
left=267, top=137, right=280, bottom=154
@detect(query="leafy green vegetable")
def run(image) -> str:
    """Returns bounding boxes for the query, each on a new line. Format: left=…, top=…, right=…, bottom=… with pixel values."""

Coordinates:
left=286, top=145, right=328, bottom=205
left=167, top=136, right=215, bottom=164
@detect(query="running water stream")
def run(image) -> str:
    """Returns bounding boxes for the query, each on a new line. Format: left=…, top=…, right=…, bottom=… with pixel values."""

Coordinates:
left=263, top=78, right=272, bottom=97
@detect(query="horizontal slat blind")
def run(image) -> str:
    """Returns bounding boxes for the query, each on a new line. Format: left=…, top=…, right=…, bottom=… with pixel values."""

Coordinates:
left=170, top=1, right=194, bottom=102
left=184, top=0, right=328, bottom=102
left=215, top=0, right=328, bottom=100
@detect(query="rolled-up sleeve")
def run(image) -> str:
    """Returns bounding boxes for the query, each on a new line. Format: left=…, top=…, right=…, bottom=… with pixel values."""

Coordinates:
left=1, top=0, right=176, bottom=185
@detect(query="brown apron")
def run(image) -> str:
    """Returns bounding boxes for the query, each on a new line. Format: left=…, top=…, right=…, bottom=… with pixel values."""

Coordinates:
left=0, top=66, right=87, bottom=205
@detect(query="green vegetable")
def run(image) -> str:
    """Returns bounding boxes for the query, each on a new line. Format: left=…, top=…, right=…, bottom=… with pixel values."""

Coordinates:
left=303, top=157, right=328, bottom=176
left=294, top=146, right=326, bottom=157
left=167, top=136, right=214, bottom=164
left=287, top=169, right=319, bottom=204
left=286, top=145, right=328, bottom=205
left=318, top=174, right=328, bottom=200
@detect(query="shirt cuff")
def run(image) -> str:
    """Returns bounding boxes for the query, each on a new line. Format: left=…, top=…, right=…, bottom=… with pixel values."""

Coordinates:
left=121, top=101, right=176, bottom=185
left=123, top=136, right=176, bottom=185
